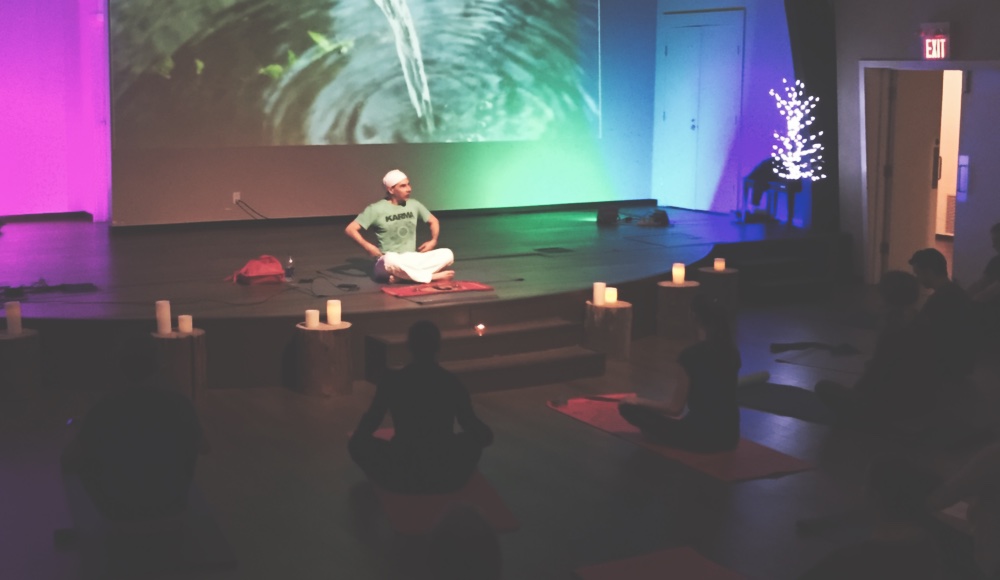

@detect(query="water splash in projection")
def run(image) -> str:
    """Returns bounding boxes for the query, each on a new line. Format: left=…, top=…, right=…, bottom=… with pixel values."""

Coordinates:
left=110, top=0, right=599, bottom=146
left=371, top=0, right=435, bottom=135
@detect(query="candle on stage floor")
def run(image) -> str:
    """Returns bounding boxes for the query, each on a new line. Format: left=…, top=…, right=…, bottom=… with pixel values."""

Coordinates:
left=5, top=301, right=22, bottom=335
left=326, top=299, right=342, bottom=325
left=155, top=300, right=172, bottom=334
left=475, top=323, right=486, bottom=336
left=672, top=263, right=686, bottom=284
left=604, top=287, right=618, bottom=304
left=592, top=282, right=606, bottom=306
left=177, top=315, right=194, bottom=334
left=714, top=258, right=726, bottom=271
left=305, top=309, right=320, bottom=329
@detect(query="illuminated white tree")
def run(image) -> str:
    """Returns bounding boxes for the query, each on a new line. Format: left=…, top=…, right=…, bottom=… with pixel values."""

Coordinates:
left=770, top=78, right=827, bottom=182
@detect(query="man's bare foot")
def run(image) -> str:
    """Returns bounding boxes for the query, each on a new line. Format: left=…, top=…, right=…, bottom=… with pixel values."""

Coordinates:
left=431, top=270, right=455, bottom=281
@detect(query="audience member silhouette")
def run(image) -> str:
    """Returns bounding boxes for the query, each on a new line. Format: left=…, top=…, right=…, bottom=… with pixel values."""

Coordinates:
left=618, top=294, right=742, bottom=453
left=967, top=222, right=1000, bottom=340
left=909, top=248, right=976, bottom=379
left=349, top=320, right=494, bottom=494
left=61, top=335, right=204, bottom=524
left=422, top=503, right=502, bottom=580
left=798, top=456, right=946, bottom=579
left=815, top=270, right=946, bottom=434
left=928, top=442, right=1000, bottom=579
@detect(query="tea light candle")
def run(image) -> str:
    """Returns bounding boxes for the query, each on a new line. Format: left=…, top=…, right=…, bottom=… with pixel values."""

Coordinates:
left=155, top=300, right=172, bottom=335
left=5, top=301, right=22, bottom=335
left=604, top=287, right=618, bottom=304
left=592, top=282, right=606, bottom=306
left=326, top=299, right=342, bottom=325
left=672, top=263, right=686, bottom=284
left=177, top=315, right=194, bottom=333
left=714, top=258, right=726, bottom=271
left=305, top=309, right=321, bottom=329
left=475, top=323, right=486, bottom=336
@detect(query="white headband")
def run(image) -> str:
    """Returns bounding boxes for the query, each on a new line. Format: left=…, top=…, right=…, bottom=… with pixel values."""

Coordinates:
left=382, top=169, right=408, bottom=190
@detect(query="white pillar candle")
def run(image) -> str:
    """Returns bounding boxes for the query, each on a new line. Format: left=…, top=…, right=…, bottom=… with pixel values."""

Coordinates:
left=592, top=282, right=606, bottom=306
left=177, top=314, right=194, bottom=333
left=672, top=263, right=686, bottom=284
left=326, top=299, right=342, bottom=325
left=714, top=258, right=726, bottom=271
left=305, top=309, right=321, bottom=329
left=155, top=300, right=172, bottom=335
left=5, top=301, right=22, bottom=335
left=604, top=287, right=618, bottom=304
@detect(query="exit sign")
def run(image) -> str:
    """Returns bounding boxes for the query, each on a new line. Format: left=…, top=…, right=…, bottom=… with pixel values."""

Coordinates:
left=924, top=36, right=949, bottom=60
left=921, top=22, right=950, bottom=60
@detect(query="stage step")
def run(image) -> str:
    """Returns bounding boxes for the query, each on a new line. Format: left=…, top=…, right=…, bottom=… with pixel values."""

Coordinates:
left=364, top=317, right=604, bottom=389
left=442, top=346, right=606, bottom=392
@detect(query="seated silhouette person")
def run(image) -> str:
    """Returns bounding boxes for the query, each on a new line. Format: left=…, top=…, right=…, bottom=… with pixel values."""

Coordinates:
left=61, top=336, right=205, bottom=526
left=909, top=248, right=976, bottom=379
left=618, top=294, right=742, bottom=453
left=815, top=271, right=947, bottom=434
left=967, top=222, right=1000, bottom=339
left=798, top=456, right=946, bottom=580
left=349, top=321, right=493, bottom=494
left=928, top=442, right=1000, bottom=579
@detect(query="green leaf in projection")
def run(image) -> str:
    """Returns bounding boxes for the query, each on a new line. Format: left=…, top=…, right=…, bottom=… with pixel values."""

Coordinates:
left=152, top=55, right=174, bottom=79
left=287, top=50, right=297, bottom=67
left=194, top=58, right=205, bottom=75
left=258, top=64, right=284, bottom=79
left=308, top=31, right=355, bottom=55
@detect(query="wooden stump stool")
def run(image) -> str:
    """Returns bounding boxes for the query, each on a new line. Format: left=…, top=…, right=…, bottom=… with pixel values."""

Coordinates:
left=152, top=329, right=208, bottom=402
left=696, top=267, right=740, bottom=314
left=294, top=322, right=352, bottom=396
left=584, top=301, right=632, bottom=360
left=657, top=281, right=701, bottom=340
left=0, top=329, right=41, bottom=401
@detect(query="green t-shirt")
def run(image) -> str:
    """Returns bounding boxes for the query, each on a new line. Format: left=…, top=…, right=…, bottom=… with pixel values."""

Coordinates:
left=355, top=198, right=432, bottom=254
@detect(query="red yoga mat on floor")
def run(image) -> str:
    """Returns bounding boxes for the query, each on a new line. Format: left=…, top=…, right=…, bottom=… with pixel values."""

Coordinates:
left=547, top=394, right=813, bottom=482
left=576, top=547, right=747, bottom=580
left=369, top=428, right=519, bottom=535
left=380, top=280, right=493, bottom=297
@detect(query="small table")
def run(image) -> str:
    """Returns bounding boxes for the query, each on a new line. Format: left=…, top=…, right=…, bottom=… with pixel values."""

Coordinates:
left=294, top=322, right=353, bottom=396
left=656, top=281, right=701, bottom=340
left=696, top=267, right=740, bottom=314
left=0, top=329, right=41, bottom=401
left=151, top=328, right=208, bottom=402
left=583, top=301, right=632, bottom=360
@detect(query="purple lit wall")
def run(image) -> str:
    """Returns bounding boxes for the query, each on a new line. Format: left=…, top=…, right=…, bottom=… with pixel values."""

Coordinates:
left=0, top=0, right=110, bottom=221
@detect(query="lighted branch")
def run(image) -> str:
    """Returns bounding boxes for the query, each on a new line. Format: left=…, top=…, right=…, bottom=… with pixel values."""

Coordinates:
left=769, top=78, right=827, bottom=182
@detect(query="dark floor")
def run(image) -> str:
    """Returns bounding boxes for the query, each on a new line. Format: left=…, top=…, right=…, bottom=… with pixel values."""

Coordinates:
left=5, top=288, right=998, bottom=580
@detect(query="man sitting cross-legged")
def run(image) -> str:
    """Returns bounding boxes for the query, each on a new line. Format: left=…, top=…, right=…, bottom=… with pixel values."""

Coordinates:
left=344, top=169, right=455, bottom=284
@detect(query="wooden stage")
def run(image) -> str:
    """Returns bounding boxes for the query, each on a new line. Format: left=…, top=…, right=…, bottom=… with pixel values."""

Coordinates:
left=0, top=206, right=825, bottom=390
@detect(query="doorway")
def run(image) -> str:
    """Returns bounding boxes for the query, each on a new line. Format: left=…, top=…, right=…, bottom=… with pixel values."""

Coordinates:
left=862, top=65, right=964, bottom=281
left=652, top=9, right=744, bottom=212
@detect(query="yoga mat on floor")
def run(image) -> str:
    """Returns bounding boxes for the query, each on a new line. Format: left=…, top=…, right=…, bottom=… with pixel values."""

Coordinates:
left=547, top=395, right=812, bottom=482
left=369, top=428, right=519, bottom=535
left=63, top=475, right=237, bottom=579
left=775, top=347, right=868, bottom=375
left=737, top=383, right=835, bottom=425
left=381, top=280, right=494, bottom=297
left=576, top=547, right=747, bottom=580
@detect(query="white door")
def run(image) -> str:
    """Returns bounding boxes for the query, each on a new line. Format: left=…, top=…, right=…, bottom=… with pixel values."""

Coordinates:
left=652, top=10, right=744, bottom=212
left=864, top=69, right=944, bottom=277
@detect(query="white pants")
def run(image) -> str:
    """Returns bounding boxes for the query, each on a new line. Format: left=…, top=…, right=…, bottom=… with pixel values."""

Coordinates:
left=374, top=248, right=454, bottom=284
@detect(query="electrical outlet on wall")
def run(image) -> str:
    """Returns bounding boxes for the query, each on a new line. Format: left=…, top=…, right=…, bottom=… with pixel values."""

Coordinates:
left=232, top=191, right=241, bottom=204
